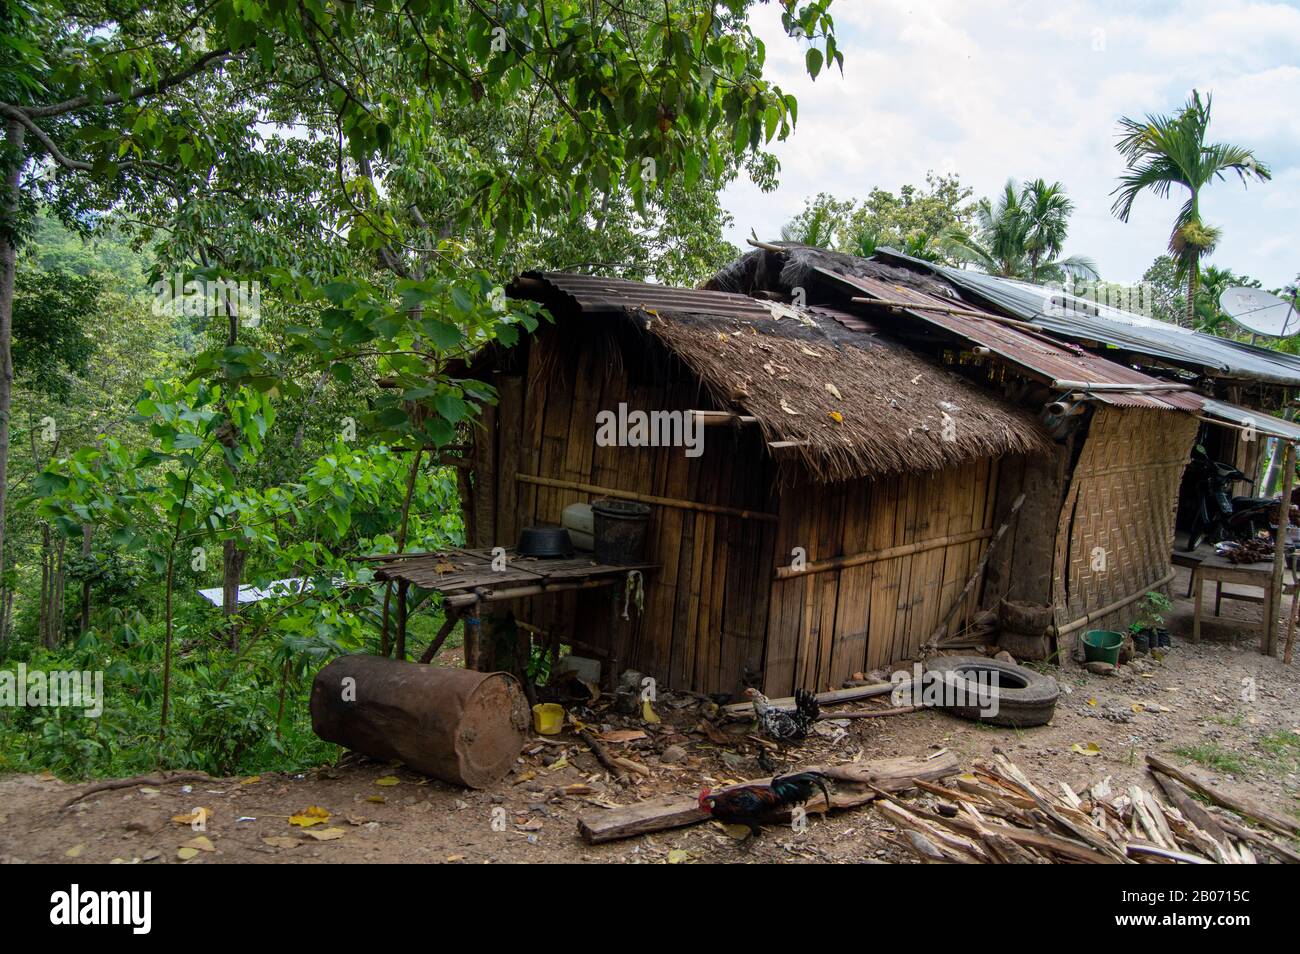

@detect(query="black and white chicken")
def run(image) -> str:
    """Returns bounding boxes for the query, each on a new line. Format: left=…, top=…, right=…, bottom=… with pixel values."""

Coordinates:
left=745, top=687, right=819, bottom=742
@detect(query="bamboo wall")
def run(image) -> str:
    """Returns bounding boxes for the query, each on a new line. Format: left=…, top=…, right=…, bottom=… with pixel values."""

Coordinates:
left=467, top=323, right=1005, bottom=697
left=468, top=327, right=779, bottom=696
left=762, top=459, right=999, bottom=696
left=1051, top=406, right=1199, bottom=641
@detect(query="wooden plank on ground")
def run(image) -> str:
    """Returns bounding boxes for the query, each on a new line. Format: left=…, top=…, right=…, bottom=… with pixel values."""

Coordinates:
left=576, top=753, right=959, bottom=844
left=1147, top=754, right=1300, bottom=839
left=721, top=680, right=896, bottom=718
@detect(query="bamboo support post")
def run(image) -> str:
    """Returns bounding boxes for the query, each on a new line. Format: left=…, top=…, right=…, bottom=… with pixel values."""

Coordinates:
left=395, top=579, right=409, bottom=660
left=419, top=611, right=460, bottom=664
left=1268, top=441, right=1295, bottom=656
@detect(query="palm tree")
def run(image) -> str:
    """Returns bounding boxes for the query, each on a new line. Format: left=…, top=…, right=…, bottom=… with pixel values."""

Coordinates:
left=1111, top=90, right=1271, bottom=326
left=780, top=202, right=837, bottom=248
left=942, top=179, right=1097, bottom=283
left=1020, top=179, right=1075, bottom=282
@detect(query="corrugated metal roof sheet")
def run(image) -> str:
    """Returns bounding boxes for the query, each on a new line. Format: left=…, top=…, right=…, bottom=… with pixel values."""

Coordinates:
left=1201, top=399, right=1300, bottom=443
left=518, top=271, right=774, bottom=320
left=814, top=266, right=1203, bottom=413
left=872, top=253, right=1300, bottom=387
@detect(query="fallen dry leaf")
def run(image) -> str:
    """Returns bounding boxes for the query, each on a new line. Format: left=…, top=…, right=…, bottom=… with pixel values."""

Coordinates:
left=374, top=776, right=401, bottom=787
left=304, top=827, right=346, bottom=842
left=182, top=835, right=215, bottom=853
left=288, top=806, right=331, bottom=828
left=261, top=835, right=300, bottom=849
left=176, top=847, right=200, bottom=861
left=171, top=807, right=211, bottom=826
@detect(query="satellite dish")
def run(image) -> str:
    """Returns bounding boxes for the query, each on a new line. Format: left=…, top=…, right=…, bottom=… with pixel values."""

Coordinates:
left=1220, top=286, right=1300, bottom=338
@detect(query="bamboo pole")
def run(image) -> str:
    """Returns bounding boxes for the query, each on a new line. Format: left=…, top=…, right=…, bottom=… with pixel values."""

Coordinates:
left=926, top=492, right=1026, bottom=646
left=443, top=576, right=623, bottom=608
left=1055, top=569, right=1178, bottom=637
left=1285, top=566, right=1300, bottom=665
left=691, top=410, right=758, bottom=426
left=515, top=473, right=779, bottom=523
left=774, top=527, right=994, bottom=580
left=1052, top=380, right=1193, bottom=393
left=1267, top=441, right=1295, bottom=656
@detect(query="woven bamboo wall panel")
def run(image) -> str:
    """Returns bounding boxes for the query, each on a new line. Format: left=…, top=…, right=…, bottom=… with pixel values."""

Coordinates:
left=1052, top=407, right=1198, bottom=634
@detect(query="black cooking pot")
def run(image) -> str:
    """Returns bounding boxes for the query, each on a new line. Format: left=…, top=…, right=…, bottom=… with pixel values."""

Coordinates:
left=517, top=526, right=573, bottom=558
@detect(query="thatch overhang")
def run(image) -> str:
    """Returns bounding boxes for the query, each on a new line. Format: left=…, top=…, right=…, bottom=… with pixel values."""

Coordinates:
left=510, top=271, right=1053, bottom=483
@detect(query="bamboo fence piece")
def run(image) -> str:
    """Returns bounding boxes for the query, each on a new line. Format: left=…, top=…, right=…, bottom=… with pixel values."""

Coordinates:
left=1050, top=407, right=1199, bottom=643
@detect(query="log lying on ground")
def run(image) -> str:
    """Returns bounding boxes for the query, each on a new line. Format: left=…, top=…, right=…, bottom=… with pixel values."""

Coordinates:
left=310, top=656, right=530, bottom=788
left=576, top=753, right=959, bottom=845
left=1147, top=754, right=1300, bottom=839
left=721, top=682, right=897, bottom=719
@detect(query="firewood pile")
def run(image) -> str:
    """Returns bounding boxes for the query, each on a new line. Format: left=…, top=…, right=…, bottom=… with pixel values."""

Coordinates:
left=878, top=754, right=1300, bottom=864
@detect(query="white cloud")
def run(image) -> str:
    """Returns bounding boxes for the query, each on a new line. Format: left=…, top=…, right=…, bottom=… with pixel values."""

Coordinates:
left=722, top=0, right=1299, bottom=287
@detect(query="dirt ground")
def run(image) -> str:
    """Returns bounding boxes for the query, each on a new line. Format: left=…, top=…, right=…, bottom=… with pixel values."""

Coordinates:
left=3, top=562, right=1298, bottom=865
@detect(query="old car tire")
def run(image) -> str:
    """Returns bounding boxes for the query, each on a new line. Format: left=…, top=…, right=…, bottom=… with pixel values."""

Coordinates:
left=923, top=655, right=1060, bottom=728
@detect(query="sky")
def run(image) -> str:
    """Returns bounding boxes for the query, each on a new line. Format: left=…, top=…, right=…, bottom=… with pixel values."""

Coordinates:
left=720, top=0, right=1300, bottom=289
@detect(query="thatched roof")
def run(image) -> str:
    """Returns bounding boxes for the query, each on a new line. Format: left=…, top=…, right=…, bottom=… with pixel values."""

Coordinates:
left=513, top=272, right=1053, bottom=482
left=643, top=305, right=1053, bottom=482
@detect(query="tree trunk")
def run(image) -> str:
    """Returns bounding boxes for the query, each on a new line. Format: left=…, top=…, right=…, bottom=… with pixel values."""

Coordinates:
left=38, top=522, right=51, bottom=646
left=0, top=121, right=24, bottom=604
left=1185, top=261, right=1198, bottom=327
left=221, top=538, right=245, bottom=650
left=79, top=523, right=93, bottom=634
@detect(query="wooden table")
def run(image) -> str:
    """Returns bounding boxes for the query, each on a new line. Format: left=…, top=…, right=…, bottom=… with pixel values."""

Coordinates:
left=1190, top=553, right=1297, bottom=647
left=370, top=547, right=656, bottom=686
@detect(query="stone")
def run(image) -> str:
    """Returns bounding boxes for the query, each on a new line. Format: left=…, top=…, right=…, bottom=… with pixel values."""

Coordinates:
left=660, top=744, right=687, bottom=764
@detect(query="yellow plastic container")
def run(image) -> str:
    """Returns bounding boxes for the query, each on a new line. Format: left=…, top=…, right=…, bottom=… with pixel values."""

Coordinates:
left=532, top=703, right=565, bottom=736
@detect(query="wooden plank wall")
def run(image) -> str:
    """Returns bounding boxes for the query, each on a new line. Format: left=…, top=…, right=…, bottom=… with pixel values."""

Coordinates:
left=762, top=458, right=1000, bottom=696
left=470, top=325, right=779, bottom=696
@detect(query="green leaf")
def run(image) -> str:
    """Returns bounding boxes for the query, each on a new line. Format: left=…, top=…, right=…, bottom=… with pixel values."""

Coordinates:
left=805, top=48, right=823, bottom=79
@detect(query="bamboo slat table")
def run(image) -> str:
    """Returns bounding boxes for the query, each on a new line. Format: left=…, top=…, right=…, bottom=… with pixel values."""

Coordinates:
left=370, top=547, right=656, bottom=686
left=1190, top=553, right=1297, bottom=647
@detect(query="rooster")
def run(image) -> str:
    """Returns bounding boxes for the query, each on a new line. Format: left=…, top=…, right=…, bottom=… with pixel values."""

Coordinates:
left=745, top=687, right=819, bottom=742
left=698, top=771, right=833, bottom=836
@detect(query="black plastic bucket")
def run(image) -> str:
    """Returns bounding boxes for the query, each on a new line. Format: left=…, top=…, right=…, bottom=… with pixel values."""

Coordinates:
left=592, top=499, right=651, bottom=565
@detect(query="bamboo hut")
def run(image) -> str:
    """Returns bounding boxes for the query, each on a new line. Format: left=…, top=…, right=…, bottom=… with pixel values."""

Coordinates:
left=446, top=240, right=1232, bottom=695
left=455, top=270, right=1057, bottom=698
